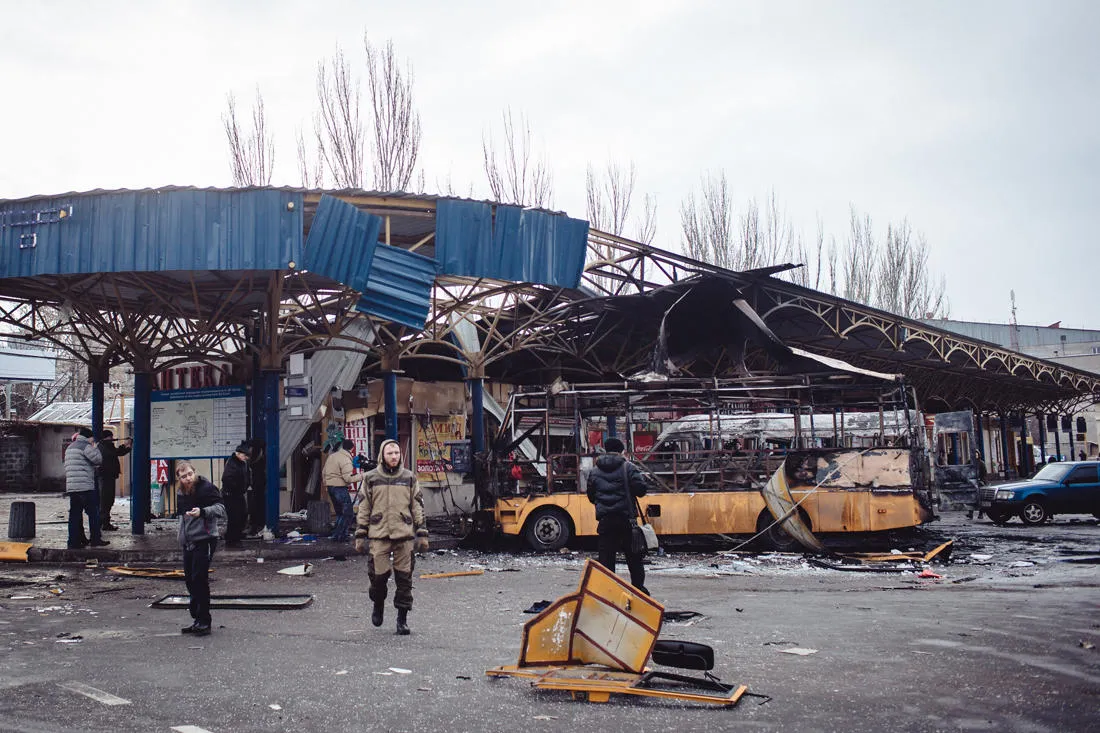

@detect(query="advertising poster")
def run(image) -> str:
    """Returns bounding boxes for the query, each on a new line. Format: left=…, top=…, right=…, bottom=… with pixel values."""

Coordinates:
left=416, top=414, right=466, bottom=480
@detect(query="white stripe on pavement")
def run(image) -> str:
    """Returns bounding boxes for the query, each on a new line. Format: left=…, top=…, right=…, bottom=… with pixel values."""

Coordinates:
left=57, top=681, right=132, bottom=706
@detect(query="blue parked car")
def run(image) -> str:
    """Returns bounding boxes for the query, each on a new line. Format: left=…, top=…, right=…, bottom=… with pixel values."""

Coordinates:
left=979, top=461, right=1100, bottom=525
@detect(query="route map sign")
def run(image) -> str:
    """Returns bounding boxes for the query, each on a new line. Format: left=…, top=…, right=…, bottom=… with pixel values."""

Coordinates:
left=150, top=386, right=248, bottom=459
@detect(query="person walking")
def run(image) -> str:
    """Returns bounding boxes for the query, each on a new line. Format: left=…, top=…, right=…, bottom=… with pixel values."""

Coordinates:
left=175, top=460, right=226, bottom=636
left=323, top=439, right=365, bottom=543
left=64, top=428, right=109, bottom=549
left=354, top=439, right=429, bottom=635
left=220, top=442, right=251, bottom=547
left=97, top=430, right=131, bottom=531
left=586, top=437, right=650, bottom=594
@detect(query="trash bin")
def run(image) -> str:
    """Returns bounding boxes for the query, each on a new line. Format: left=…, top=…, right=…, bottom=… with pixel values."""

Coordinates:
left=8, top=500, right=35, bottom=539
left=306, top=499, right=331, bottom=535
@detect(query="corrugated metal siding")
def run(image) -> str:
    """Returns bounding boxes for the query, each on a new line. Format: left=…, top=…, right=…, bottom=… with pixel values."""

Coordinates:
left=435, top=200, right=589, bottom=288
left=356, top=244, right=437, bottom=329
left=0, top=189, right=302, bottom=277
left=301, top=195, right=383, bottom=292
left=923, top=319, right=1100, bottom=348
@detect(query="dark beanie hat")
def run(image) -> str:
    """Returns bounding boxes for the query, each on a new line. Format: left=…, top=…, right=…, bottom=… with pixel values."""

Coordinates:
left=604, top=437, right=625, bottom=453
left=235, top=441, right=252, bottom=457
left=78, top=427, right=94, bottom=439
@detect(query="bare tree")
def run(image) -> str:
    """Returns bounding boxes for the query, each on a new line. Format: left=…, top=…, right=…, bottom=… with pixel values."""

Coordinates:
left=295, top=127, right=324, bottom=188
left=875, top=219, right=948, bottom=318
left=482, top=109, right=553, bottom=207
left=223, top=89, right=274, bottom=186
left=680, top=171, right=734, bottom=269
left=586, top=161, right=636, bottom=235
left=364, top=35, right=421, bottom=191
left=636, top=193, right=657, bottom=245
left=842, top=208, right=877, bottom=305
left=314, top=47, right=365, bottom=189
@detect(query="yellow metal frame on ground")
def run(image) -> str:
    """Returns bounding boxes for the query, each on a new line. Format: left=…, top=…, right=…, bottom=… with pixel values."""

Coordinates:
left=486, top=665, right=747, bottom=706
left=0, top=541, right=32, bottom=562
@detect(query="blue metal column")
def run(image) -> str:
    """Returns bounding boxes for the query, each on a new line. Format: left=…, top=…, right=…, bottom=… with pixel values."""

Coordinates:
left=998, top=412, right=1010, bottom=480
left=130, top=373, right=152, bottom=535
left=262, top=370, right=280, bottom=532
left=91, top=381, right=104, bottom=439
left=469, top=378, right=485, bottom=455
left=384, top=372, right=399, bottom=441
left=607, top=415, right=617, bottom=439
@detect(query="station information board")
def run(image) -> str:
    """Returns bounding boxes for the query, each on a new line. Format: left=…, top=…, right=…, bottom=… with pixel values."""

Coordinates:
left=150, top=386, right=248, bottom=459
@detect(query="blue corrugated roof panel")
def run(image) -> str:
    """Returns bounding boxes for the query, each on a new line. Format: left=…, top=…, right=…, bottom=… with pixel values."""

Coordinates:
left=301, top=195, right=383, bottom=292
left=356, top=244, right=436, bottom=329
left=0, top=189, right=302, bottom=277
left=435, top=199, right=588, bottom=288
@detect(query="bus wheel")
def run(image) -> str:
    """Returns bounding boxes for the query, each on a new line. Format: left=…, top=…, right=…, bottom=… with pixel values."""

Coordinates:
left=524, top=508, right=573, bottom=551
left=757, top=510, right=809, bottom=552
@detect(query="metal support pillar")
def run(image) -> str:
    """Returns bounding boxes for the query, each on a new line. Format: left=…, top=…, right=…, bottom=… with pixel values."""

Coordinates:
left=130, top=372, right=152, bottom=535
left=469, top=377, right=485, bottom=455
left=1053, top=416, right=1062, bottom=461
left=91, top=380, right=104, bottom=439
left=607, top=415, right=617, bottom=439
left=1067, top=414, right=1076, bottom=461
left=384, top=372, right=398, bottom=441
left=261, top=370, right=280, bottom=532
left=1037, top=411, right=1047, bottom=463
left=974, top=410, right=985, bottom=459
left=999, top=411, right=1010, bottom=480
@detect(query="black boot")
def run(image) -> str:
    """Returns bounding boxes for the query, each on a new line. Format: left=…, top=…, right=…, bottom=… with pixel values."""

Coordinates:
left=395, top=608, right=410, bottom=635
left=372, top=602, right=384, bottom=627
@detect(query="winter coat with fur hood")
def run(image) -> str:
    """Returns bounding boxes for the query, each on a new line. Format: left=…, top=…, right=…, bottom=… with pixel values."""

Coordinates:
left=354, top=440, right=427, bottom=542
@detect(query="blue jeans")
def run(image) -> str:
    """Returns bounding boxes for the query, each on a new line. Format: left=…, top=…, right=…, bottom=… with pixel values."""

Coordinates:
left=327, top=486, right=353, bottom=540
left=68, top=491, right=101, bottom=547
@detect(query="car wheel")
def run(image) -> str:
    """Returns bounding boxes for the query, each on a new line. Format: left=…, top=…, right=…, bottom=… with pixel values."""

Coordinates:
left=523, top=508, right=572, bottom=551
left=987, top=510, right=1012, bottom=525
left=1019, top=499, right=1049, bottom=526
left=757, top=510, right=809, bottom=552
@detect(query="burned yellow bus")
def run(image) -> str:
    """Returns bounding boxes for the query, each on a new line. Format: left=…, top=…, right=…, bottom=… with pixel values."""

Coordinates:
left=477, top=376, right=936, bottom=552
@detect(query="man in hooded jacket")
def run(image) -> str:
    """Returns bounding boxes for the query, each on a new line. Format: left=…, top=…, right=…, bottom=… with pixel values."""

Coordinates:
left=354, top=438, right=429, bottom=635
left=586, top=437, right=650, bottom=594
left=64, top=428, right=108, bottom=549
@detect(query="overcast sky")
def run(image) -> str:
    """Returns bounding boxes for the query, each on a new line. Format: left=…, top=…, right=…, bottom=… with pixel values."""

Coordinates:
left=2, top=1, right=1097, bottom=327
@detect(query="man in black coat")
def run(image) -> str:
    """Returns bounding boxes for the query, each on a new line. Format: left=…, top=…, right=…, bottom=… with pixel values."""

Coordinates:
left=220, top=441, right=252, bottom=546
left=586, top=437, right=650, bottom=594
left=97, top=431, right=131, bottom=531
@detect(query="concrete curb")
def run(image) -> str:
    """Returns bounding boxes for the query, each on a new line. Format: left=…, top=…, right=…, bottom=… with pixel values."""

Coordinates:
left=24, top=535, right=464, bottom=564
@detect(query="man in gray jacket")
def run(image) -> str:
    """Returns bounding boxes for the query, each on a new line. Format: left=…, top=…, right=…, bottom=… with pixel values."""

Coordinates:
left=64, top=428, right=109, bottom=549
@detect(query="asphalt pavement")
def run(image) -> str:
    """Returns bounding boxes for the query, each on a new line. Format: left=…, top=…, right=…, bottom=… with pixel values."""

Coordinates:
left=1, top=494, right=1098, bottom=732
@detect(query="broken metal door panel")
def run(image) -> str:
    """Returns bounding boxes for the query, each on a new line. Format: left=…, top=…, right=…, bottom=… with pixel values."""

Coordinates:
left=932, top=411, right=979, bottom=509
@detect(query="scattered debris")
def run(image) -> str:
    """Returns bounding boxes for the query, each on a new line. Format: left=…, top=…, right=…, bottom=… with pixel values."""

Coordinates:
left=969, top=554, right=993, bottom=562
left=779, top=647, right=818, bottom=656
left=455, top=675, right=471, bottom=680
left=277, top=563, right=314, bottom=576
left=762, top=640, right=795, bottom=646
left=150, top=594, right=314, bottom=610
left=108, top=567, right=194, bottom=579
left=335, top=670, right=349, bottom=675
left=0, top=542, right=32, bottom=563
left=1008, top=561, right=1035, bottom=568
left=1079, top=640, right=1095, bottom=650
left=419, top=570, right=484, bottom=579
left=268, top=703, right=282, bottom=711
left=49, top=588, right=63, bottom=595
left=916, top=569, right=943, bottom=579
left=523, top=600, right=551, bottom=614
left=388, top=667, right=412, bottom=674
left=532, top=715, right=558, bottom=720
left=663, top=610, right=704, bottom=622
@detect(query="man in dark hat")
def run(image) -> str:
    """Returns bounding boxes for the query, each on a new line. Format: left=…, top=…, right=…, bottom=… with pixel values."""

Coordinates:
left=586, top=437, right=650, bottom=594
left=97, top=430, right=132, bottom=531
left=64, top=428, right=109, bottom=549
left=220, top=441, right=252, bottom=546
